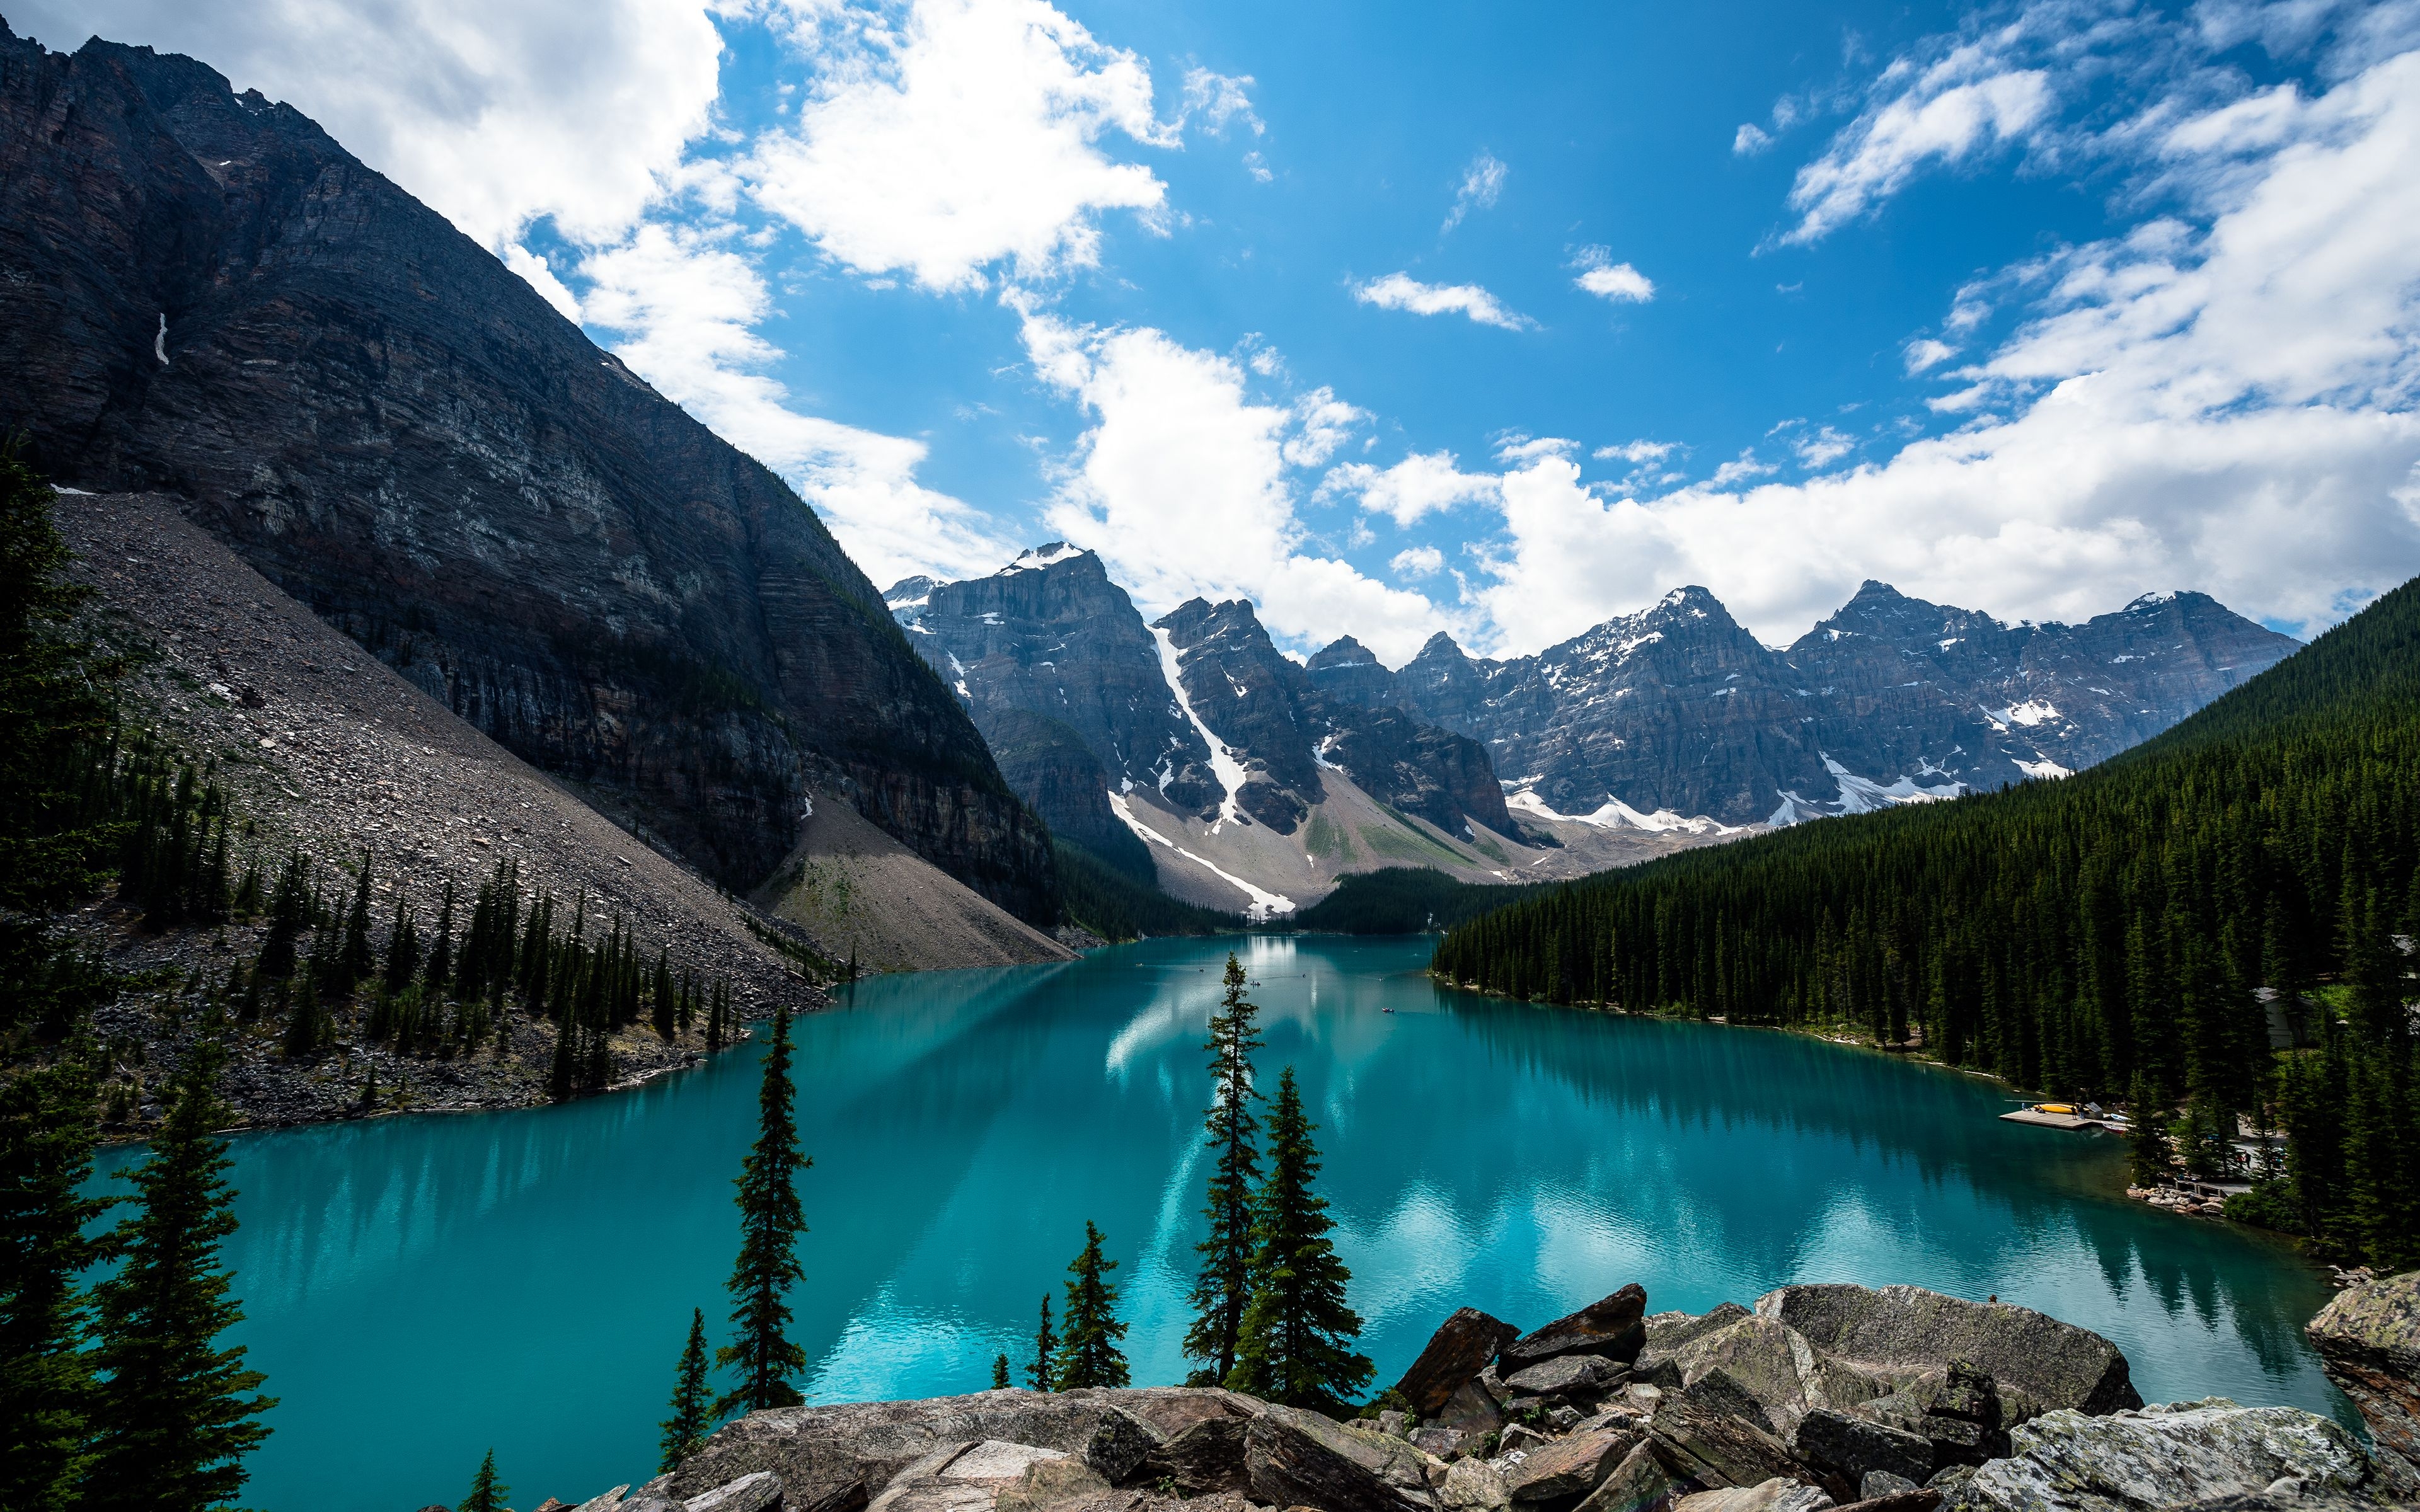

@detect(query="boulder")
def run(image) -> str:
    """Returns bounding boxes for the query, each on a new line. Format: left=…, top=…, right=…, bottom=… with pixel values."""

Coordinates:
left=1506, top=1288, right=1651, bottom=1373
left=1401, top=1310, right=1526, bottom=1419
left=1411, top=1427, right=1470, bottom=1462
left=667, top=1391, right=1162, bottom=1506
left=1244, top=1400, right=1442, bottom=1512
left=1826, top=1496, right=1936, bottom=1512
left=2303, top=1267, right=2420, bottom=1496
left=1503, top=1428, right=1643, bottom=1504
left=1443, top=1458, right=1513, bottom=1512
left=1506, top=1356, right=1625, bottom=1400
left=1855, top=1474, right=1919, bottom=1501
left=1439, top=1378, right=1509, bottom=1436
left=1938, top=1399, right=2376, bottom=1512
left=1645, top=1305, right=1755, bottom=1357
left=1791, top=1411, right=1933, bottom=1490
left=1682, top=1371, right=1780, bottom=1437
left=1756, top=1286, right=2140, bottom=1421
left=1573, top=1443, right=1677, bottom=1512
left=1671, top=1481, right=1834, bottom=1512
left=688, top=1472, right=786, bottom=1512
left=573, top=1490, right=632, bottom=1512
left=1646, top=1397, right=1807, bottom=1492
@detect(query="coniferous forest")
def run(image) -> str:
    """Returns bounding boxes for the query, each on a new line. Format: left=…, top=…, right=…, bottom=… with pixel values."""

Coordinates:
left=1433, top=576, right=2420, bottom=1269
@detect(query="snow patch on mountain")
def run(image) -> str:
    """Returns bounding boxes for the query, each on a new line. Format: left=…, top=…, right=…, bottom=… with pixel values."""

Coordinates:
left=999, top=542, right=1086, bottom=574
left=2014, top=757, right=2074, bottom=780
left=1506, top=789, right=1741, bottom=835
left=1108, top=791, right=1296, bottom=919
left=1769, top=755, right=1966, bottom=827
left=1153, top=626, right=1252, bottom=828
left=1988, top=699, right=2063, bottom=728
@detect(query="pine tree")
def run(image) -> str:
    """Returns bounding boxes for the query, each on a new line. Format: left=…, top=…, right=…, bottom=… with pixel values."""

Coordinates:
left=458, top=1448, right=508, bottom=1512
left=1185, top=953, right=1263, bottom=1385
left=716, top=1010, right=809, bottom=1418
left=1027, top=1295, right=1056, bottom=1392
left=659, top=1307, right=713, bottom=1472
left=0, top=1053, right=110, bottom=1511
left=548, top=1007, right=579, bottom=1102
left=383, top=897, right=420, bottom=992
left=331, top=851, right=375, bottom=996
left=991, top=1353, right=1011, bottom=1390
left=2127, top=1074, right=2173, bottom=1188
left=1052, top=1220, right=1129, bottom=1389
left=1226, top=1067, right=1371, bottom=1414
left=422, top=881, right=456, bottom=997
left=84, top=1039, right=275, bottom=1511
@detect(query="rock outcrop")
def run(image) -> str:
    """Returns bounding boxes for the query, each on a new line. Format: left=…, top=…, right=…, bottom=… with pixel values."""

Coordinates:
left=2305, top=1268, right=2420, bottom=1496
left=0, top=23, right=1054, bottom=920
left=588, top=1281, right=2399, bottom=1512
left=1308, top=583, right=2296, bottom=828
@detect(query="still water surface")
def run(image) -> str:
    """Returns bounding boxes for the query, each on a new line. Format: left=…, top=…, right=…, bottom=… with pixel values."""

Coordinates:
left=92, top=935, right=2343, bottom=1510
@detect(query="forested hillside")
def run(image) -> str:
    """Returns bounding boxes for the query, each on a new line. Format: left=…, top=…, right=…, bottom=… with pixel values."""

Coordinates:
left=1433, top=579, right=2420, bottom=1267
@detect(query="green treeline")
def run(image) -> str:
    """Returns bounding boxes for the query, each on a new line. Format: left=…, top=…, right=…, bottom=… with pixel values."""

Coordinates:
left=1288, top=867, right=1542, bottom=935
left=1054, top=839, right=1240, bottom=941
left=1432, top=576, right=2420, bottom=1269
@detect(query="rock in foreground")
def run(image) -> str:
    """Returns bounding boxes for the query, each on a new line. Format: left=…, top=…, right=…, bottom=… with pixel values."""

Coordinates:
left=2305, top=1268, right=2420, bottom=1498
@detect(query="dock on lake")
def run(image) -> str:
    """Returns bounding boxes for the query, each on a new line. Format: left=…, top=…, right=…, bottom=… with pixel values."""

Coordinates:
left=2000, top=1103, right=2127, bottom=1132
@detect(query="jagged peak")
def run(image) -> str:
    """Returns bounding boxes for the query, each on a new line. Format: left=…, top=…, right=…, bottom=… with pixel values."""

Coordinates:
left=1307, top=634, right=1377, bottom=670
left=995, top=541, right=1096, bottom=576
left=1410, top=631, right=1468, bottom=661
left=883, top=575, right=936, bottom=609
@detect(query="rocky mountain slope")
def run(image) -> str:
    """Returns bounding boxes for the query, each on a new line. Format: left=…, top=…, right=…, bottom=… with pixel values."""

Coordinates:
left=892, top=547, right=1719, bottom=918
left=1310, top=583, right=2298, bottom=828
left=539, top=1274, right=2416, bottom=1512
left=0, top=23, right=1054, bottom=922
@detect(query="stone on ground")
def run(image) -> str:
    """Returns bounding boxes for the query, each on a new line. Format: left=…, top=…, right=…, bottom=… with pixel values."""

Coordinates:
left=1400, top=1310, right=1526, bottom=1419
left=1673, top=1479, right=1836, bottom=1512
left=1939, top=1399, right=2376, bottom=1512
left=1502, top=1427, right=1642, bottom=1504
left=2303, top=1266, right=2420, bottom=1497
left=1243, top=1400, right=1443, bottom=1512
left=1504, top=1287, right=1651, bottom=1373
left=1756, top=1286, right=2140, bottom=1421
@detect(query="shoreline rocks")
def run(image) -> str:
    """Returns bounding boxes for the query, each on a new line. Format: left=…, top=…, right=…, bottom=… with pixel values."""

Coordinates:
left=550, top=1280, right=2411, bottom=1512
left=2305, top=1269, right=2420, bottom=1498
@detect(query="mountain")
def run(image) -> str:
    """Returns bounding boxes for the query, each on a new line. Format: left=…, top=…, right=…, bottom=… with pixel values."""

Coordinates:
left=892, top=546, right=1713, bottom=916
left=1310, top=581, right=2299, bottom=827
left=0, top=24, right=1054, bottom=923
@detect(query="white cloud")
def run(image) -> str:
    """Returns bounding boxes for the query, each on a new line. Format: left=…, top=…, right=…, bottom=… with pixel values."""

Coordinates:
left=1785, top=59, right=2051, bottom=243
left=1320, top=452, right=1501, bottom=527
left=10, top=0, right=723, bottom=248
left=1353, top=273, right=1536, bottom=331
left=1708, top=454, right=1777, bottom=488
left=1495, top=435, right=1577, bottom=465
left=744, top=0, right=1175, bottom=291
left=1282, top=388, right=1370, bottom=468
left=1182, top=66, right=1263, bottom=135
left=1571, top=246, right=1655, bottom=303
left=1442, top=151, right=1508, bottom=231
left=504, top=245, right=584, bottom=321
left=1794, top=427, right=1857, bottom=468
left=580, top=224, right=1015, bottom=588
left=1471, top=43, right=2420, bottom=651
left=1391, top=545, right=1446, bottom=578
left=1015, top=307, right=1449, bottom=661
left=1904, top=338, right=1959, bottom=373
left=1734, top=122, right=1775, bottom=155
left=1594, top=439, right=1674, bottom=464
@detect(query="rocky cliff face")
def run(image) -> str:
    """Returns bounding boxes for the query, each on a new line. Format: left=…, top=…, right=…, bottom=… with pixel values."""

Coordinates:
left=1310, top=583, right=2298, bottom=828
left=0, top=26, right=1054, bottom=920
left=894, top=547, right=1514, bottom=854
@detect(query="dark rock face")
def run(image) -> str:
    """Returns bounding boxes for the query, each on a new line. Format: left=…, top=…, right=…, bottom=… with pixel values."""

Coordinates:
left=2304, top=1268, right=2420, bottom=1496
left=1503, top=1286, right=1651, bottom=1373
left=0, top=26, right=1053, bottom=919
left=1758, top=1285, right=2140, bottom=1422
left=1315, top=583, right=2296, bottom=827
left=1397, top=1308, right=1524, bottom=1419
left=1793, top=1408, right=1936, bottom=1489
left=1242, top=1403, right=1439, bottom=1512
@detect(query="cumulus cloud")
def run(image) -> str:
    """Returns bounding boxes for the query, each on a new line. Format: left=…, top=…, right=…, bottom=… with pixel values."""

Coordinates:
left=1794, top=426, right=1857, bottom=468
left=1571, top=246, right=1655, bottom=303
left=1353, top=273, right=1536, bottom=331
left=1283, top=387, right=1370, bottom=468
left=1182, top=66, right=1263, bottom=135
left=1785, top=57, right=2051, bottom=243
left=1443, top=151, right=1508, bottom=231
left=1015, top=306, right=1449, bottom=660
left=1904, top=338, right=1958, bottom=373
left=1594, top=439, right=1674, bottom=464
left=1733, top=122, right=1775, bottom=155
left=10, top=0, right=723, bottom=248
left=744, top=0, right=1176, bottom=291
left=1320, top=451, right=1501, bottom=527
left=1391, top=545, right=1446, bottom=578
left=1470, top=40, right=2420, bottom=651
left=580, top=224, right=1017, bottom=588
left=504, top=244, right=584, bottom=321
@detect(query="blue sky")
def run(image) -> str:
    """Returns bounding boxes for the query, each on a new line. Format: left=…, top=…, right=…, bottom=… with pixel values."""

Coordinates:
left=22, top=0, right=2420, bottom=659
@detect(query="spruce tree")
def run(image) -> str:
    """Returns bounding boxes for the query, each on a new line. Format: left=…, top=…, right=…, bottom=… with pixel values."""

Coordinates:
left=1052, top=1221, right=1129, bottom=1389
left=548, top=1009, right=579, bottom=1102
left=383, top=898, right=420, bottom=992
left=333, top=851, right=374, bottom=996
left=1185, top=953, right=1263, bottom=1385
left=715, top=1009, right=809, bottom=1418
left=84, top=1039, right=275, bottom=1511
left=659, top=1307, right=713, bottom=1472
left=458, top=1448, right=508, bottom=1512
left=2127, top=1074, right=2173, bottom=1188
left=422, top=881, right=456, bottom=996
left=991, top=1353, right=1011, bottom=1390
left=1027, top=1295, right=1056, bottom=1392
left=1226, top=1067, right=1371, bottom=1414
left=0, top=1054, right=109, bottom=1511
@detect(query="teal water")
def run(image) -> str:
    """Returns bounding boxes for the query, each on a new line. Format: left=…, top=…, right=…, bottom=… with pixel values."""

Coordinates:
left=91, top=935, right=2342, bottom=1511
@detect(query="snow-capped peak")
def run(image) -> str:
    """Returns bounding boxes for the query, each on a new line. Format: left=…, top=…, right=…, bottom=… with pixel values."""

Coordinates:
left=999, top=542, right=1088, bottom=574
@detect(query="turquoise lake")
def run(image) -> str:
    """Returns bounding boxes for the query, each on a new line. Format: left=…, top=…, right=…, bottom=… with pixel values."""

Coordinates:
left=91, top=934, right=2346, bottom=1511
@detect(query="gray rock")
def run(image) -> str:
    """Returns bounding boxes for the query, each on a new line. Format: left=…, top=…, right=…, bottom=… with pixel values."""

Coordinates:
left=1245, top=1400, right=1441, bottom=1512
left=1647, top=1397, right=1807, bottom=1492
left=1792, top=1410, right=1933, bottom=1490
left=1402, top=1311, right=1528, bottom=1420
left=1685, top=1369, right=1782, bottom=1436
left=1378, top=1412, right=1412, bottom=1438
left=1504, top=1428, right=1644, bottom=1504
left=1757, top=1286, right=2141, bottom=1421
left=1439, top=1378, right=1510, bottom=1436
left=1413, top=1426, right=1471, bottom=1462
left=573, top=1488, right=631, bottom=1512
left=1858, top=1474, right=1920, bottom=1501
left=1826, top=1495, right=1938, bottom=1512
left=1122, top=1390, right=1261, bottom=1494
left=1506, top=1287, right=1652, bottom=1373
left=1574, top=1443, right=1677, bottom=1512
left=1507, top=1356, right=1625, bottom=1400
left=1674, top=1480, right=1836, bottom=1512
left=2304, top=1267, right=2420, bottom=1497
left=1645, top=1305, right=1756, bottom=1359
left=1443, top=1458, right=1513, bottom=1512
left=1939, top=1399, right=2375, bottom=1512
left=688, top=1472, right=785, bottom=1512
